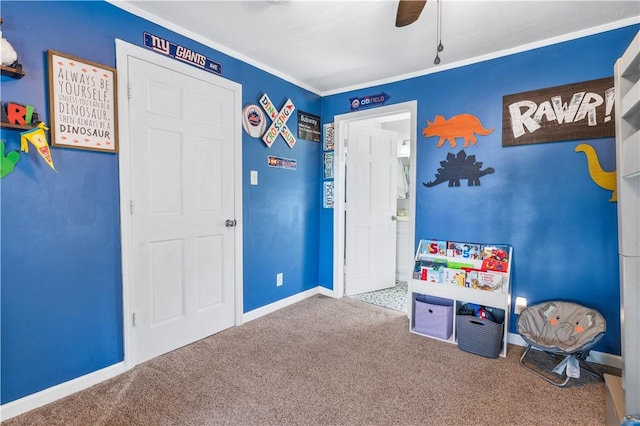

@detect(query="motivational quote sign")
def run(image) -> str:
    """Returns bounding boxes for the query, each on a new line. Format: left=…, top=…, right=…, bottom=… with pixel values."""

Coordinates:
left=48, top=50, right=118, bottom=153
left=502, top=77, right=614, bottom=147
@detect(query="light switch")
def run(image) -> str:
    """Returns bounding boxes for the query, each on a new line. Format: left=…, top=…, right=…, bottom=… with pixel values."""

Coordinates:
left=250, top=170, right=258, bottom=185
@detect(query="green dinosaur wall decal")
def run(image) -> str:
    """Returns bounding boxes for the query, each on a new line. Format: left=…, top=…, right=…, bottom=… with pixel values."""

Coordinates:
left=0, top=140, right=21, bottom=178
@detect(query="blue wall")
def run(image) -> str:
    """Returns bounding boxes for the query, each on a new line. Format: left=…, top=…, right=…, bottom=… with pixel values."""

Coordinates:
left=1, top=0, right=636, bottom=408
left=1, top=1, right=320, bottom=404
left=320, top=25, right=639, bottom=356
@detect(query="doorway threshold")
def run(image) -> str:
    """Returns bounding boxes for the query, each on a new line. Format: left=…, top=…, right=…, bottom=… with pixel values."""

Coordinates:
left=349, top=281, right=408, bottom=312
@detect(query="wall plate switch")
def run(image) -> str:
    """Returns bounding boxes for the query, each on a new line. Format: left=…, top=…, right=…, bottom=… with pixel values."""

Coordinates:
left=276, top=273, right=283, bottom=286
left=250, top=170, right=258, bottom=185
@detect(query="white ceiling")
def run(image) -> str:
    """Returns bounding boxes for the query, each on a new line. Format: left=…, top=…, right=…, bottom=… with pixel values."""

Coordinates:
left=114, top=0, right=639, bottom=95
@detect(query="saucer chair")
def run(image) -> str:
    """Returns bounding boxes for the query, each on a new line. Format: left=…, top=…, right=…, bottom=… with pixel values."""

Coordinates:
left=517, top=301, right=606, bottom=387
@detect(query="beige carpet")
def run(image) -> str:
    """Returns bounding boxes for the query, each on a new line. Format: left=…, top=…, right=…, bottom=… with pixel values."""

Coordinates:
left=3, top=295, right=618, bottom=425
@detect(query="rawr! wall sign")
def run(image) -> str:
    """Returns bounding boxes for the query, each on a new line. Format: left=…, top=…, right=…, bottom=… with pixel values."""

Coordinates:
left=502, top=77, right=614, bottom=147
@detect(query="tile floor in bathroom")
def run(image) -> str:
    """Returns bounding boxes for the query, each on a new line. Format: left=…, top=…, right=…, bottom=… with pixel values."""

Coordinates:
left=349, top=281, right=408, bottom=312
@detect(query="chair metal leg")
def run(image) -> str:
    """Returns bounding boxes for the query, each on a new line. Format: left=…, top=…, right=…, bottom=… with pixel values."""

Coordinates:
left=519, top=344, right=571, bottom=387
left=574, top=350, right=603, bottom=379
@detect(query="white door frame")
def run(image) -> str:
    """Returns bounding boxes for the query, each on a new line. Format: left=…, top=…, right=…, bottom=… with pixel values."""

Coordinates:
left=332, top=101, right=417, bottom=299
left=115, top=39, right=244, bottom=370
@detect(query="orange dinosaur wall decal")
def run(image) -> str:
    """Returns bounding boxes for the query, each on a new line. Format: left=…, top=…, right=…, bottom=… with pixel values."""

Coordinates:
left=423, top=114, right=494, bottom=148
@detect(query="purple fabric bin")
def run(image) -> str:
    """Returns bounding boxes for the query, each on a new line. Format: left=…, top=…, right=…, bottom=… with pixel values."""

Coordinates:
left=414, top=299, right=453, bottom=340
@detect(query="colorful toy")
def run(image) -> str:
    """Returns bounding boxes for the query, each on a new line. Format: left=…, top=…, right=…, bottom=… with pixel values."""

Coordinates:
left=0, top=18, right=18, bottom=67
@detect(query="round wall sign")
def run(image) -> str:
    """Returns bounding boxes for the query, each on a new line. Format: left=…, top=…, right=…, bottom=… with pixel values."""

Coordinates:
left=242, top=104, right=267, bottom=138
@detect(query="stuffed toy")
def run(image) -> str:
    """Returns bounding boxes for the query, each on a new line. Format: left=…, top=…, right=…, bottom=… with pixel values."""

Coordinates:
left=0, top=18, right=18, bottom=67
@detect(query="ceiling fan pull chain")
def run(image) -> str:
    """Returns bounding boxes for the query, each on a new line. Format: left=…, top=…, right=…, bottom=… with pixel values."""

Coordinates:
left=437, top=0, right=444, bottom=52
left=434, top=0, right=443, bottom=64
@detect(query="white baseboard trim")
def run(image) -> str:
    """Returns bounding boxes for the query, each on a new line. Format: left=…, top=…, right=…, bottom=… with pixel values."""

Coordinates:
left=508, top=332, right=621, bottom=369
left=0, top=361, right=126, bottom=422
left=318, top=286, right=338, bottom=298
left=243, top=286, right=325, bottom=323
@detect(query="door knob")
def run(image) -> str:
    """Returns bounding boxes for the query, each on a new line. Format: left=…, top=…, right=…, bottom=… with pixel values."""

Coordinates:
left=225, top=219, right=237, bottom=228
left=391, top=215, right=397, bottom=221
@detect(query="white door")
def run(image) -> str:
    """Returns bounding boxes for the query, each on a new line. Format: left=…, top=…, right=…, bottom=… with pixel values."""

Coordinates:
left=128, top=57, right=236, bottom=364
left=345, top=125, right=398, bottom=296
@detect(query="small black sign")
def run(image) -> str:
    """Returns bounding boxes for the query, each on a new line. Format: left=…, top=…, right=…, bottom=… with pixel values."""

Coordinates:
left=298, top=111, right=321, bottom=142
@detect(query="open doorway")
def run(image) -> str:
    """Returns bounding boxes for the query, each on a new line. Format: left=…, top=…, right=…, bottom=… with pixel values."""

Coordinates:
left=333, top=101, right=417, bottom=312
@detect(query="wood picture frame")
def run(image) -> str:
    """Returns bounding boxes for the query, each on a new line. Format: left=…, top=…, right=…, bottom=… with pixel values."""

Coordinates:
left=48, top=50, right=119, bottom=153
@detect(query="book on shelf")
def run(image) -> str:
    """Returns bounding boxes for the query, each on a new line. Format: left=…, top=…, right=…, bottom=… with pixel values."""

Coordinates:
left=481, top=258, right=509, bottom=273
left=416, top=239, right=449, bottom=259
left=447, top=260, right=475, bottom=270
left=413, top=266, right=441, bottom=282
left=413, top=257, right=445, bottom=270
left=413, top=240, right=512, bottom=286
left=481, top=245, right=509, bottom=262
left=450, top=242, right=482, bottom=260
left=423, top=267, right=442, bottom=283
left=481, top=245, right=510, bottom=273
left=414, top=259, right=447, bottom=281
left=442, top=267, right=466, bottom=287
left=464, top=269, right=505, bottom=292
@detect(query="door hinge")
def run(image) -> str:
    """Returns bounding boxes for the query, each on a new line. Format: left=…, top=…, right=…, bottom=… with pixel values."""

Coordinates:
left=132, top=312, right=137, bottom=327
left=130, top=200, right=135, bottom=214
left=127, top=83, right=132, bottom=100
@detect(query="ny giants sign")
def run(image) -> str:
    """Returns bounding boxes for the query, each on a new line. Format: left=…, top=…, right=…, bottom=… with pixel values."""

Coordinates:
left=502, top=78, right=614, bottom=147
left=143, top=32, right=222, bottom=76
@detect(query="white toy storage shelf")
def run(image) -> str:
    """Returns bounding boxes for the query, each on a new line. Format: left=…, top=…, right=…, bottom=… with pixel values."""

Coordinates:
left=612, top=29, right=640, bottom=419
left=409, top=240, right=512, bottom=357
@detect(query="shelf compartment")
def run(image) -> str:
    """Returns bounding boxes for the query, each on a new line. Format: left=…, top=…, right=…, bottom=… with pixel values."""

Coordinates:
left=619, top=32, right=640, bottom=80
left=621, top=129, right=640, bottom=179
left=411, top=279, right=508, bottom=310
left=621, top=78, right=640, bottom=120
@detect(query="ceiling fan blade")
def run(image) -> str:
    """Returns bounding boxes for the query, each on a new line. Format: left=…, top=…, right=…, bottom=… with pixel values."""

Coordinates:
left=395, top=0, right=427, bottom=27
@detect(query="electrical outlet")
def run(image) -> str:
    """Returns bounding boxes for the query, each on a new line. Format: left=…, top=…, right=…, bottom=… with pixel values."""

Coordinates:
left=514, top=296, right=528, bottom=315
left=276, top=273, right=283, bottom=286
